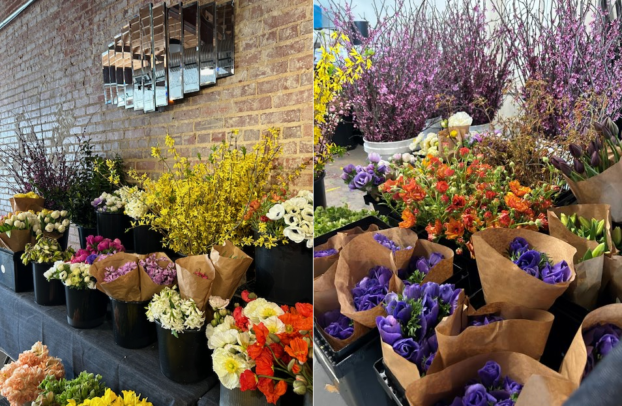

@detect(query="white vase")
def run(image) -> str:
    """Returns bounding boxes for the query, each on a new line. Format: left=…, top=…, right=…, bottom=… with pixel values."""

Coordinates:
left=421, top=116, right=443, bottom=135
left=363, top=137, right=415, bottom=161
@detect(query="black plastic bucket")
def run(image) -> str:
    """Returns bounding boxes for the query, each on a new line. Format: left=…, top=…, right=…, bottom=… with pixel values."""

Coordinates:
left=56, top=232, right=70, bottom=252
left=32, top=262, right=65, bottom=306
left=255, top=242, right=312, bottom=305
left=132, top=225, right=164, bottom=255
left=78, top=226, right=97, bottom=249
left=314, top=173, right=327, bottom=209
left=110, top=297, right=156, bottom=349
left=219, top=384, right=275, bottom=406
left=155, top=322, right=211, bottom=384
left=96, top=212, right=134, bottom=251
left=65, top=286, right=109, bottom=329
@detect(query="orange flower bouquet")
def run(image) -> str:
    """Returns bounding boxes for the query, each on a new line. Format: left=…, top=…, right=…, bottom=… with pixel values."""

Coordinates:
left=380, top=147, right=559, bottom=255
left=0, top=342, right=65, bottom=405
left=207, top=292, right=313, bottom=404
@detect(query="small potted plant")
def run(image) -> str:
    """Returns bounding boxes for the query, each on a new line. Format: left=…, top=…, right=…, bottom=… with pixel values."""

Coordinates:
left=146, top=286, right=210, bottom=384
left=37, top=209, right=71, bottom=251
left=22, top=236, right=74, bottom=306
left=44, top=261, right=109, bottom=328
left=247, top=190, right=313, bottom=305
left=92, top=188, right=134, bottom=251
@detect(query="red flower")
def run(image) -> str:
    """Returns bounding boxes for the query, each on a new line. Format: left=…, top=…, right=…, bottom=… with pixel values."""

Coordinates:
left=233, top=306, right=250, bottom=331
left=285, top=337, right=309, bottom=364
left=440, top=194, right=450, bottom=204
left=485, top=190, right=496, bottom=200
left=248, top=343, right=265, bottom=360
left=258, top=378, right=288, bottom=405
left=435, top=181, right=449, bottom=193
left=399, top=209, right=417, bottom=228
left=295, top=303, right=313, bottom=318
left=260, top=216, right=270, bottom=222
left=459, top=147, right=470, bottom=156
left=452, top=195, right=466, bottom=208
left=254, top=323, right=270, bottom=346
left=498, top=210, right=512, bottom=227
left=241, top=290, right=256, bottom=303
left=292, top=363, right=301, bottom=374
left=256, top=351, right=275, bottom=377
left=240, top=370, right=258, bottom=391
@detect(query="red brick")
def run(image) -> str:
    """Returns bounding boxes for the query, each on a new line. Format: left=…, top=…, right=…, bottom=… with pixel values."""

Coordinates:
left=261, top=109, right=300, bottom=124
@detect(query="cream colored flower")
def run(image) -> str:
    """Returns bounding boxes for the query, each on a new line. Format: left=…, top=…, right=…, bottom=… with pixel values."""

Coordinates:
left=213, top=348, right=248, bottom=389
left=266, top=204, right=285, bottom=221
left=448, top=111, right=473, bottom=127
left=284, top=226, right=305, bottom=244
left=263, top=316, right=286, bottom=336
left=45, top=224, right=54, bottom=233
left=296, top=190, right=313, bottom=203
left=209, top=296, right=230, bottom=310
left=243, top=298, right=284, bottom=325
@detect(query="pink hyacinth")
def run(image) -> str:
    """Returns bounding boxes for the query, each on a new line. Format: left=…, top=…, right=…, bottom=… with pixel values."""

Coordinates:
left=139, top=254, right=176, bottom=285
left=103, top=261, right=138, bottom=283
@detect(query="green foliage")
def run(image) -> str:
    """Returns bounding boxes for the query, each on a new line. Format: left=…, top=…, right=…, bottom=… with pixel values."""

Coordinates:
left=35, top=372, right=106, bottom=406
left=314, top=205, right=389, bottom=236
left=21, top=236, right=74, bottom=265
left=67, top=139, right=126, bottom=228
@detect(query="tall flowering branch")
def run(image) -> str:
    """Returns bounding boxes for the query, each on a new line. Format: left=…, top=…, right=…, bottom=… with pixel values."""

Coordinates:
left=495, top=0, right=622, bottom=136
left=329, top=0, right=442, bottom=142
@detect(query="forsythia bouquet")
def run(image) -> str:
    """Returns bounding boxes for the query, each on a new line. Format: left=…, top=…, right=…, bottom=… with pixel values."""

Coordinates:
left=146, top=286, right=205, bottom=337
left=0, top=342, right=65, bottom=406
left=248, top=190, right=314, bottom=248
left=208, top=295, right=313, bottom=404
left=380, top=148, right=559, bottom=254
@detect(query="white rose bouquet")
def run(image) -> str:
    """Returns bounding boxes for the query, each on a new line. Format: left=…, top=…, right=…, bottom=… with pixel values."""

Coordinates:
left=247, top=190, right=313, bottom=248
left=44, top=261, right=96, bottom=290
left=0, top=211, right=39, bottom=237
left=146, top=286, right=206, bottom=337
left=38, top=209, right=70, bottom=235
left=447, top=111, right=474, bottom=128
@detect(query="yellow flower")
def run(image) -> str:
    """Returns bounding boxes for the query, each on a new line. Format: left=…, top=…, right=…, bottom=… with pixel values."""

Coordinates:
left=151, top=147, right=161, bottom=158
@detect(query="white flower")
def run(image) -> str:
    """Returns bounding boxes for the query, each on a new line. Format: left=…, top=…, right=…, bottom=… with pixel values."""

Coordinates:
left=263, top=316, right=286, bottom=336
left=266, top=204, right=285, bottom=221
left=402, top=153, right=415, bottom=163
left=45, top=224, right=54, bottom=233
left=209, top=296, right=230, bottom=310
left=243, top=298, right=284, bottom=325
left=284, top=226, right=305, bottom=244
left=4, top=218, right=13, bottom=226
left=410, top=132, right=426, bottom=151
left=283, top=213, right=300, bottom=226
left=62, top=219, right=70, bottom=227
left=60, top=210, right=68, bottom=217
left=57, top=225, right=66, bottom=233
left=17, top=213, right=25, bottom=221
left=296, top=190, right=313, bottom=203
left=51, top=211, right=60, bottom=219
left=300, top=207, right=313, bottom=223
left=208, top=328, right=239, bottom=350
left=212, top=348, right=248, bottom=389
left=448, top=111, right=473, bottom=127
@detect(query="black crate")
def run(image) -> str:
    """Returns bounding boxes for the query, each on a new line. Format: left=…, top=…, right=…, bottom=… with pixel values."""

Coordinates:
left=314, top=216, right=391, bottom=246
left=374, top=359, right=407, bottom=406
left=314, top=329, right=395, bottom=406
left=0, top=248, right=33, bottom=292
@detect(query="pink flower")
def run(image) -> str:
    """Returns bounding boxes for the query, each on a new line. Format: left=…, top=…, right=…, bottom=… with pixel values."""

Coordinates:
left=97, top=241, right=110, bottom=252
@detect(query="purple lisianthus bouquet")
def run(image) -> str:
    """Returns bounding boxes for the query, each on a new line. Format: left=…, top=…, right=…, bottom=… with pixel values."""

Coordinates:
left=374, top=233, right=412, bottom=253
left=376, top=282, right=462, bottom=374
left=352, top=266, right=393, bottom=311
left=468, top=314, right=505, bottom=328
left=314, top=248, right=338, bottom=258
left=317, top=309, right=354, bottom=340
left=398, top=252, right=444, bottom=285
left=341, top=153, right=390, bottom=192
left=139, top=254, right=176, bottom=285
left=435, top=361, right=523, bottom=406
left=508, top=237, right=571, bottom=284
left=582, top=323, right=622, bottom=380
left=103, top=261, right=138, bottom=283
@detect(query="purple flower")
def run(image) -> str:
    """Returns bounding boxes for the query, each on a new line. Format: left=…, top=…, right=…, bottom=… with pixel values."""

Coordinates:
left=514, top=250, right=541, bottom=271
left=463, top=384, right=497, bottom=406
left=403, top=283, right=423, bottom=301
left=103, top=261, right=137, bottom=283
left=478, top=361, right=502, bottom=388
left=421, top=294, right=440, bottom=332
left=91, top=198, right=103, bottom=208
left=495, top=399, right=515, bottom=406
left=374, top=233, right=411, bottom=253
left=368, top=152, right=381, bottom=163
left=422, top=352, right=435, bottom=372
left=139, top=254, right=176, bottom=285
left=392, top=337, right=420, bottom=362
left=319, top=310, right=354, bottom=340
left=468, top=314, right=504, bottom=327
left=343, top=164, right=356, bottom=174
left=391, top=301, right=412, bottom=325
left=504, top=376, right=523, bottom=395
left=522, top=266, right=540, bottom=279
left=422, top=282, right=440, bottom=299
left=85, top=254, right=99, bottom=265
left=376, top=315, right=403, bottom=345
left=416, top=257, right=431, bottom=274
left=314, top=248, right=338, bottom=258
left=352, top=171, right=372, bottom=189
left=384, top=292, right=399, bottom=314
left=595, top=334, right=619, bottom=358
left=439, top=284, right=455, bottom=304
left=509, top=237, right=529, bottom=256
left=541, top=260, right=571, bottom=284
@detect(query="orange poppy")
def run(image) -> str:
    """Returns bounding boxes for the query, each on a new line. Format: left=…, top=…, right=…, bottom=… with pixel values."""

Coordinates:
left=295, top=303, right=313, bottom=318
left=504, top=192, right=531, bottom=214
left=255, top=353, right=274, bottom=377
left=254, top=323, right=270, bottom=346
left=258, top=378, right=288, bottom=405
left=285, top=337, right=309, bottom=364
left=444, top=218, right=465, bottom=240
left=509, top=180, right=531, bottom=197
left=399, top=209, right=417, bottom=228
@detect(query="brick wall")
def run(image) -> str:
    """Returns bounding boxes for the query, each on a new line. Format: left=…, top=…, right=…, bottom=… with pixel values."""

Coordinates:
left=0, top=0, right=28, bottom=24
left=0, top=0, right=314, bottom=248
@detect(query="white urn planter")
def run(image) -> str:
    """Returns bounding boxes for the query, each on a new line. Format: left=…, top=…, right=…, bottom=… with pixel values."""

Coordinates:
left=363, top=137, right=414, bottom=161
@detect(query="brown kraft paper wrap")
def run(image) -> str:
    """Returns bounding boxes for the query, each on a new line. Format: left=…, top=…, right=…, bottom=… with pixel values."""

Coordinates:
left=406, top=352, right=576, bottom=406
left=381, top=291, right=466, bottom=391
left=430, top=301, right=554, bottom=374
left=560, top=303, right=622, bottom=386
left=0, top=229, right=33, bottom=253
left=10, top=197, right=45, bottom=213
left=315, top=262, right=370, bottom=351
left=563, top=160, right=622, bottom=222
left=209, top=241, right=253, bottom=300
left=602, top=255, right=622, bottom=303
left=89, top=252, right=142, bottom=301
left=335, top=229, right=414, bottom=327
left=176, top=255, right=216, bottom=311
left=472, top=228, right=576, bottom=310
left=395, top=239, right=454, bottom=292
left=137, top=252, right=176, bottom=299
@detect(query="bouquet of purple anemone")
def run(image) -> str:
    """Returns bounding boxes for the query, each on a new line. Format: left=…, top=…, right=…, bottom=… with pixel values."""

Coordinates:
left=583, top=323, right=622, bottom=379
left=341, top=153, right=390, bottom=192
left=139, top=254, right=176, bottom=285
left=508, top=237, right=571, bottom=284
left=104, top=261, right=137, bottom=283
left=314, top=248, right=338, bottom=258
left=398, top=252, right=444, bottom=285
left=374, top=233, right=412, bottom=253
left=376, top=282, right=461, bottom=374
left=317, top=309, right=354, bottom=340
left=435, top=361, right=523, bottom=406
left=352, top=266, right=393, bottom=311
left=468, top=314, right=504, bottom=328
